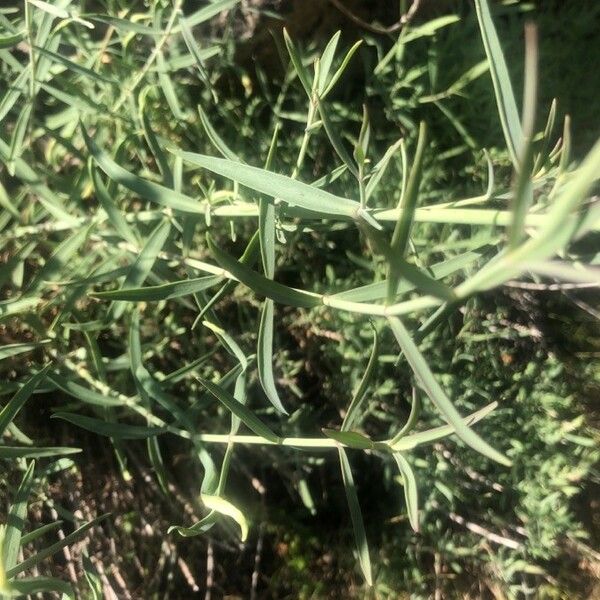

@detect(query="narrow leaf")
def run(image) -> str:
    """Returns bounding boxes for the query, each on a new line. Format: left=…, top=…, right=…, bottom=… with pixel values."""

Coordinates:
left=7, top=101, right=32, bottom=176
left=388, top=317, right=510, bottom=466
left=393, top=453, right=419, bottom=532
left=111, top=218, right=171, bottom=319
left=390, top=121, right=428, bottom=257
left=508, top=23, right=538, bottom=248
left=198, top=378, right=280, bottom=443
left=257, top=300, right=288, bottom=413
left=3, top=461, right=35, bottom=570
left=26, top=224, right=92, bottom=294
left=6, top=514, right=110, bottom=579
left=321, top=40, right=362, bottom=99
left=81, top=124, right=204, bottom=214
left=0, top=31, right=25, bottom=49
left=338, top=448, right=372, bottom=586
left=184, top=0, right=241, bottom=28
left=283, top=28, right=311, bottom=97
left=47, top=372, right=123, bottom=407
left=0, top=365, right=51, bottom=437
left=34, top=45, right=116, bottom=84
left=9, top=577, right=74, bottom=599
left=317, top=31, right=340, bottom=93
left=342, top=328, right=379, bottom=431
left=0, top=341, right=49, bottom=362
left=90, top=163, right=138, bottom=246
left=197, top=105, right=239, bottom=161
left=201, top=494, right=249, bottom=542
left=28, top=0, right=69, bottom=19
left=208, top=235, right=321, bottom=308
left=0, top=446, right=81, bottom=459
left=474, top=0, right=523, bottom=167
left=92, top=274, right=222, bottom=301
left=52, top=413, right=166, bottom=439
left=178, top=151, right=360, bottom=219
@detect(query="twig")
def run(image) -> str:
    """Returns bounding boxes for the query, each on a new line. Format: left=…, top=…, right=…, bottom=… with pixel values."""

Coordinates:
left=448, top=512, right=522, bottom=550
left=250, top=475, right=267, bottom=600
left=205, top=540, right=214, bottom=600
left=178, top=556, right=200, bottom=593
left=328, top=0, right=421, bottom=35
left=504, top=280, right=599, bottom=291
left=250, top=523, right=265, bottom=600
left=563, top=290, right=600, bottom=320
left=92, top=558, right=120, bottom=600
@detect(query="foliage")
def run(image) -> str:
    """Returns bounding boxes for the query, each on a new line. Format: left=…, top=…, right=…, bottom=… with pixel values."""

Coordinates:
left=0, top=0, right=598, bottom=597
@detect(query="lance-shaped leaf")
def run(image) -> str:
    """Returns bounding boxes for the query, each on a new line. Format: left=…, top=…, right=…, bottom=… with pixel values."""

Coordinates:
left=47, top=373, right=123, bottom=407
left=81, top=124, right=204, bottom=213
left=207, top=235, right=322, bottom=308
left=508, top=23, right=538, bottom=249
left=0, top=365, right=51, bottom=437
left=391, top=403, right=498, bottom=452
left=8, top=577, right=74, bottom=599
left=197, top=105, right=239, bottom=161
left=388, top=317, right=510, bottom=466
left=0, top=446, right=81, bottom=459
left=201, top=494, right=249, bottom=542
left=0, top=341, right=49, bottom=362
left=26, top=224, right=93, bottom=294
left=183, top=0, right=241, bottom=28
left=333, top=247, right=486, bottom=303
left=390, top=389, right=421, bottom=445
left=474, top=0, right=523, bottom=167
left=323, top=429, right=374, bottom=450
left=257, top=124, right=288, bottom=414
left=3, top=461, right=35, bottom=571
left=0, top=67, right=29, bottom=124
left=342, top=327, right=379, bottom=431
left=6, top=514, right=111, bottom=578
left=34, top=46, right=116, bottom=85
left=52, top=413, right=167, bottom=439
left=338, top=448, right=372, bottom=586
left=198, top=378, right=280, bottom=444
left=179, top=13, right=216, bottom=98
left=393, top=453, right=419, bottom=532
left=7, top=101, right=32, bottom=176
left=110, top=218, right=171, bottom=319
left=178, top=151, right=360, bottom=219
left=387, top=121, right=428, bottom=303
left=90, top=163, right=139, bottom=246
left=283, top=28, right=312, bottom=97
left=258, top=300, right=288, bottom=414
left=92, top=274, right=222, bottom=301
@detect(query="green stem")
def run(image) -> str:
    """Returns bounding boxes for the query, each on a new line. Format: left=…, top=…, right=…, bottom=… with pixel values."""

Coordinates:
left=112, top=0, right=182, bottom=112
left=24, top=0, right=36, bottom=100
left=197, top=434, right=340, bottom=448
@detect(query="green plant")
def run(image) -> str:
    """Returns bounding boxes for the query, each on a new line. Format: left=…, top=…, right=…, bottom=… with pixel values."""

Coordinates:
left=0, top=0, right=598, bottom=597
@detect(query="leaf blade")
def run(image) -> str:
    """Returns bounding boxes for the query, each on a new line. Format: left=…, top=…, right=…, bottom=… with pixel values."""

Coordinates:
left=338, top=448, right=373, bottom=586
left=388, top=316, right=510, bottom=466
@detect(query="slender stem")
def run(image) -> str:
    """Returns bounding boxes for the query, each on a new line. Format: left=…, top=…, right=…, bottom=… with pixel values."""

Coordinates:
left=292, top=101, right=317, bottom=179
left=197, top=434, right=340, bottom=448
left=24, top=0, right=36, bottom=99
left=358, top=165, right=367, bottom=209
left=6, top=202, right=595, bottom=249
left=46, top=349, right=191, bottom=439
left=112, top=0, right=182, bottom=112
